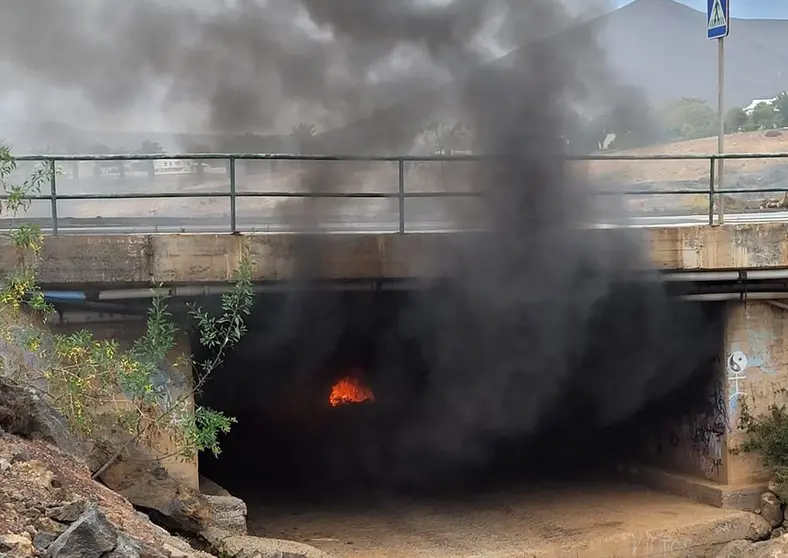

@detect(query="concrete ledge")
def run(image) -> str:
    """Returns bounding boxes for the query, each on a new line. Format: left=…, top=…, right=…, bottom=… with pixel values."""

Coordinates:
left=622, top=464, right=764, bottom=511
left=535, top=510, right=769, bottom=558
left=2, top=223, right=788, bottom=286
left=645, top=223, right=788, bottom=270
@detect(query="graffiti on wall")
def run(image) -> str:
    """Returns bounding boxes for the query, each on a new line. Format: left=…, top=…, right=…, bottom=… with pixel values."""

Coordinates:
left=727, top=350, right=748, bottom=419
left=689, top=380, right=728, bottom=479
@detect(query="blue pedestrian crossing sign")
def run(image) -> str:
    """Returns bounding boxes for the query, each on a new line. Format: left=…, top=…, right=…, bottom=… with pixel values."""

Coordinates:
left=707, top=0, right=730, bottom=39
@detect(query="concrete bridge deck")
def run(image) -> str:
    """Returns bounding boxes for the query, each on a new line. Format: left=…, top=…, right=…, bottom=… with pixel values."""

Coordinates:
left=2, top=222, right=787, bottom=287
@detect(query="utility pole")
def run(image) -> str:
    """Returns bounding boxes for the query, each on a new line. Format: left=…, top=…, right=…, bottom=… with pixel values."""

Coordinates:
left=707, top=0, right=730, bottom=225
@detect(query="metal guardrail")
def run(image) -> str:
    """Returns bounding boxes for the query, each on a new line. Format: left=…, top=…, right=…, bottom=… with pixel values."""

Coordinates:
left=3, top=151, right=788, bottom=234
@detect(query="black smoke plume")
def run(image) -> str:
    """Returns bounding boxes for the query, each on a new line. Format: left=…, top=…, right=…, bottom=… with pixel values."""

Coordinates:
left=2, top=0, right=718, bottom=487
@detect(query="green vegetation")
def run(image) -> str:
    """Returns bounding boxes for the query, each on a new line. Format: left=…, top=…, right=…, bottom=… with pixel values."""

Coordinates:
left=660, top=97, right=719, bottom=141
left=0, top=144, right=254, bottom=471
left=724, top=107, right=749, bottom=134
left=661, top=90, right=788, bottom=142
left=737, top=396, right=788, bottom=481
left=775, top=92, right=788, bottom=129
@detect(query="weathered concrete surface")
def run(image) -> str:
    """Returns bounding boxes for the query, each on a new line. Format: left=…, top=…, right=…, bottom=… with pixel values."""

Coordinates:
left=620, top=465, right=764, bottom=512
left=647, top=223, right=788, bottom=270
left=724, top=301, right=788, bottom=487
left=249, top=482, right=770, bottom=558
left=623, top=300, right=788, bottom=512
left=5, top=223, right=788, bottom=286
left=202, top=527, right=330, bottom=558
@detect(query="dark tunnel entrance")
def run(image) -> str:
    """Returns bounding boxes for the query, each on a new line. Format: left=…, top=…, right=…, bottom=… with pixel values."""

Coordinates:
left=195, top=284, right=727, bottom=507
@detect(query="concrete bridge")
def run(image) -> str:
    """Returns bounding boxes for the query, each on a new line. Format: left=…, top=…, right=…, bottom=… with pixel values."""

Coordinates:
left=3, top=222, right=788, bottom=511
left=3, top=223, right=788, bottom=286
left=7, top=149, right=788, bottom=522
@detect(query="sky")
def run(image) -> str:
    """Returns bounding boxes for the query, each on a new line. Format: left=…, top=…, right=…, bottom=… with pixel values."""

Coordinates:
left=617, top=0, right=788, bottom=19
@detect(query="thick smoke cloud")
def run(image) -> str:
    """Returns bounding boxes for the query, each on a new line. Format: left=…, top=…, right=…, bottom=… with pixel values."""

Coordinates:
left=0, top=0, right=622, bottom=142
left=3, top=0, right=717, bottom=485
left=0, top=0, right=518, bottom=136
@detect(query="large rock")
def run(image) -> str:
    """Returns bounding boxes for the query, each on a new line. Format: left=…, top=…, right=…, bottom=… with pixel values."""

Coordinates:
left=0, top=533, right=35, bottom=558
left=96, top=445, right=212, bottom=534
left=204, top=495, right=247, bottom=536
left=0, top=376, right=80, bottom=456
left=716, top=533, right=788, bottom=557
left=46, top=505, right=118, bottom=558
left=759, top=491, right=784, bottom=527
left=199, top=476, right=231, bottom=498
left=104, top=532, right=167, bottom=558
left=202, top=528, right=330, bottom=558
left=769, top=477, right=788, bottom=504
left=747, top=514, right=774, bottom=542
left=104, top=533, right=143, bottom=558
left=47, top=499, right=89, bottom=523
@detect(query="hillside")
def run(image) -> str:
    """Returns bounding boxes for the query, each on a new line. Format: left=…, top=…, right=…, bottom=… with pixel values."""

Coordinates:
left=320, top=0, right=788, bottom=153
left=587, top=129, right=788, bottom=184
left=598, top=0, right=788, bottom=107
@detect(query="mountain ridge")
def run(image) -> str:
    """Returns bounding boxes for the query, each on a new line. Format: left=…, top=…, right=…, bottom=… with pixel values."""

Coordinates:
left=600, top=0, right=788, bottom=106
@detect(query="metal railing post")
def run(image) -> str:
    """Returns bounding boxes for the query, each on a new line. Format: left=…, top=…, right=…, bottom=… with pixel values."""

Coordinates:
left=49, top=159, right=58, bottom=235
left=229, top=157, right=237, bottom=233
left=708, top=156, right=716, bottom=226
left=717, top=151, right=725, bottom=225
left=398, top=159, right=405, bottom=233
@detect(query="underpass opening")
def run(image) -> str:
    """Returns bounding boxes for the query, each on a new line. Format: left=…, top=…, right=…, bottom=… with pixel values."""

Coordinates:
left=195, top=285, right=727, bottom=513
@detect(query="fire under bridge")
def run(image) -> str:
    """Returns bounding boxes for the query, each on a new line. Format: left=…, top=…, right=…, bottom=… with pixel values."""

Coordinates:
left=5, top=151, right=788, bottom=555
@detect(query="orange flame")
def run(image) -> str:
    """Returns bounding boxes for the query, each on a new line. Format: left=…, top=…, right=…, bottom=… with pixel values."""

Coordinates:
left=329, top=376, right=375, bottom=407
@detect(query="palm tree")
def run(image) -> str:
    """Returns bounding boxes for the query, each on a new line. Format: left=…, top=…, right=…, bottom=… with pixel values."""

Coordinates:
left=425, top=120, right=468, bottom=186
left=426, top=120, right=467, bottom=155
left=290, top=123, right=317, bottom=154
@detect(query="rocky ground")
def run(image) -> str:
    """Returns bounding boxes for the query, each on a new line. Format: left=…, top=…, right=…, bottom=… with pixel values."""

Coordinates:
left=0, top=374, right=328, bottom=558
left=715, top=482, right=788, bottom=557
left=0, top=432, right=211, bottom=558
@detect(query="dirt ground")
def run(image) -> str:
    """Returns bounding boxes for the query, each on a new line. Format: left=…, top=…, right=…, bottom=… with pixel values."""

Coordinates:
left=585, top=130, right=788, bottom=185
left=246, top=480, right=762, bottom=558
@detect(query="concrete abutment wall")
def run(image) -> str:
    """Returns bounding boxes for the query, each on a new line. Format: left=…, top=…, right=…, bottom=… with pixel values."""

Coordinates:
left=724, top=301, right=788, bottom=486
left=634, top=300, right=788, bottom=510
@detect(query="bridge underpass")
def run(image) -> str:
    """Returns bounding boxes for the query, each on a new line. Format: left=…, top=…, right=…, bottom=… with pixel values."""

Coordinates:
left=5, top=213, right=787, bottom=556
left=35, top=270, right=788, bottom=557
left=15, top=223, right=788, bottom=556
left=2, top=136, right=788, bottom=558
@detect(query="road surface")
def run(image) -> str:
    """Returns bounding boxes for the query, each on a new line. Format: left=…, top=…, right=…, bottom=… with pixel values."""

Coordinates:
left=0, top=210, right=785, bottom=234
left=2, top=169, right=786, bottom=234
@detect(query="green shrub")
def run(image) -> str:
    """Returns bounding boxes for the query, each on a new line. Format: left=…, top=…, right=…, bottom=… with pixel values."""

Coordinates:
left=738, top=395, right=788, bottom=481
left=0, top=144, right=254, bottom=472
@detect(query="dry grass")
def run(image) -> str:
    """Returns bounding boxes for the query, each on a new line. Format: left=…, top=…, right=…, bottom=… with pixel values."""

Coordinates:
left=586, top=130, right=788, bottom=184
